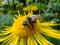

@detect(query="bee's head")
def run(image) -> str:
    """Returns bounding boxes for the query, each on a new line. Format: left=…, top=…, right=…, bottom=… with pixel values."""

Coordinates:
left=23, top=17, right=31, bottom=26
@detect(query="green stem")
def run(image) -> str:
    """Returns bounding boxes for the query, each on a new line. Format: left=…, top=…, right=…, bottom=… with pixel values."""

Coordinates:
left=7, top=0, right=10, bottom=14
left=12, top=0, right=14, bottom=14
left=7, top=0, right=9, bottom=6
left=39, top=0, right=41, bottom=15
left=35, top=0, right=38, bottom=3
left=46, top=0, right=51, bottom=13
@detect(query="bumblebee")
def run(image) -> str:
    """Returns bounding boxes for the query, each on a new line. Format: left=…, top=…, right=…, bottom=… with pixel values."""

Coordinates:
left=23, top=15, right=39, bottom=29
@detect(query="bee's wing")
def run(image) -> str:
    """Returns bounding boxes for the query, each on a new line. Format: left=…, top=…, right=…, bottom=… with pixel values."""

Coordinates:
left=30, top=15, right=39, bottom=21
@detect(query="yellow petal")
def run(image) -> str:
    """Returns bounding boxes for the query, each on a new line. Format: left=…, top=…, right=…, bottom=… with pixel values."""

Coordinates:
left=0, top=34, right=13, bottom=42
left=33, top=32, right=54, bottom=45
left=6, top=36, right=14, bottom=45
left=40, top=27, right=60, bottom=39
left=27, top=37, right=31, bottom=45
left=28, top=11, right=33, bottom=16
left=18, top=11, right=21, bottom=17
left=40, top=22, right=59, bottom=27
left=2, top=34, right=13, bottom=45
left=20, top=38, right=27, bottom=45
left=9, top=36, right=19, bottom=45
left=27, top=36, right=38, bottom=45
left=0, top=31, right=11, bottom=36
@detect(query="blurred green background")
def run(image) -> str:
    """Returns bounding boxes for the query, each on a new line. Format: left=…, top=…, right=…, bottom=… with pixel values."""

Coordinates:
left=0, top=0, right=60, bottom=45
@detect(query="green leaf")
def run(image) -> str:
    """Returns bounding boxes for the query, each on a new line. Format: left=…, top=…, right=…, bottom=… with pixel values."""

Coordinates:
left=32, top=3, right=47, bottom=9
left=1, top=0, right=19, bottom=5
left=1, top=0, right=8, bottom=5
left=42, top=13, right=55, bottom=21
left=0, top=14, right=14, bottom=26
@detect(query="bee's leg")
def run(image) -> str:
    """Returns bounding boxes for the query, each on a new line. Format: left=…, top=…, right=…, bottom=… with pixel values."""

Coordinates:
left=30, top=23, right=34, bottom=30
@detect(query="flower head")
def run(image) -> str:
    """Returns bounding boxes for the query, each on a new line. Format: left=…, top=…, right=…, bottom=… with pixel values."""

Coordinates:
left=23, top=5, right=38, bottom=12
left=0, top=11, right=60, bottom=45
left=0, top=0, right=3, bottom=2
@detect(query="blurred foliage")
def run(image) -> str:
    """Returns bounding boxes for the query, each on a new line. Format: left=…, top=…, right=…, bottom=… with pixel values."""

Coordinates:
left=0, top=0, right=60, bottom=45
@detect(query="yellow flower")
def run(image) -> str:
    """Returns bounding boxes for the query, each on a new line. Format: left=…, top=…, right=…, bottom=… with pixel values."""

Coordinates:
left=16, top=3, right=23, bottom=8
left=23, top=5, right=38, bottom=12
left=0, top=11, right=60, bottom=45
left=0, top=11, right=4, bottom=14
left=0, top=0, right=3, bottom=2
left=55, top=12, right=58, bottom=16
left=26, top=0, right=30, bottom=2
left=0, top=4, right=4, bottom=7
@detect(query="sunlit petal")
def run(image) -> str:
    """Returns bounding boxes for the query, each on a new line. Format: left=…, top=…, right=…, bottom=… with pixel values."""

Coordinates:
left=40, top=27, right=60, bottom=39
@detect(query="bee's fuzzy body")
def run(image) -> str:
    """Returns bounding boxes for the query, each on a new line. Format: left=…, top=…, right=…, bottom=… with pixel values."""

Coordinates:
left=23, top=15, right=39, bottom=29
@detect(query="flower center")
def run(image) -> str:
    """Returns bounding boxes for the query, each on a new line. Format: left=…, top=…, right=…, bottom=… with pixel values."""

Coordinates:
left=11, top=15, right=39, bottom=37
